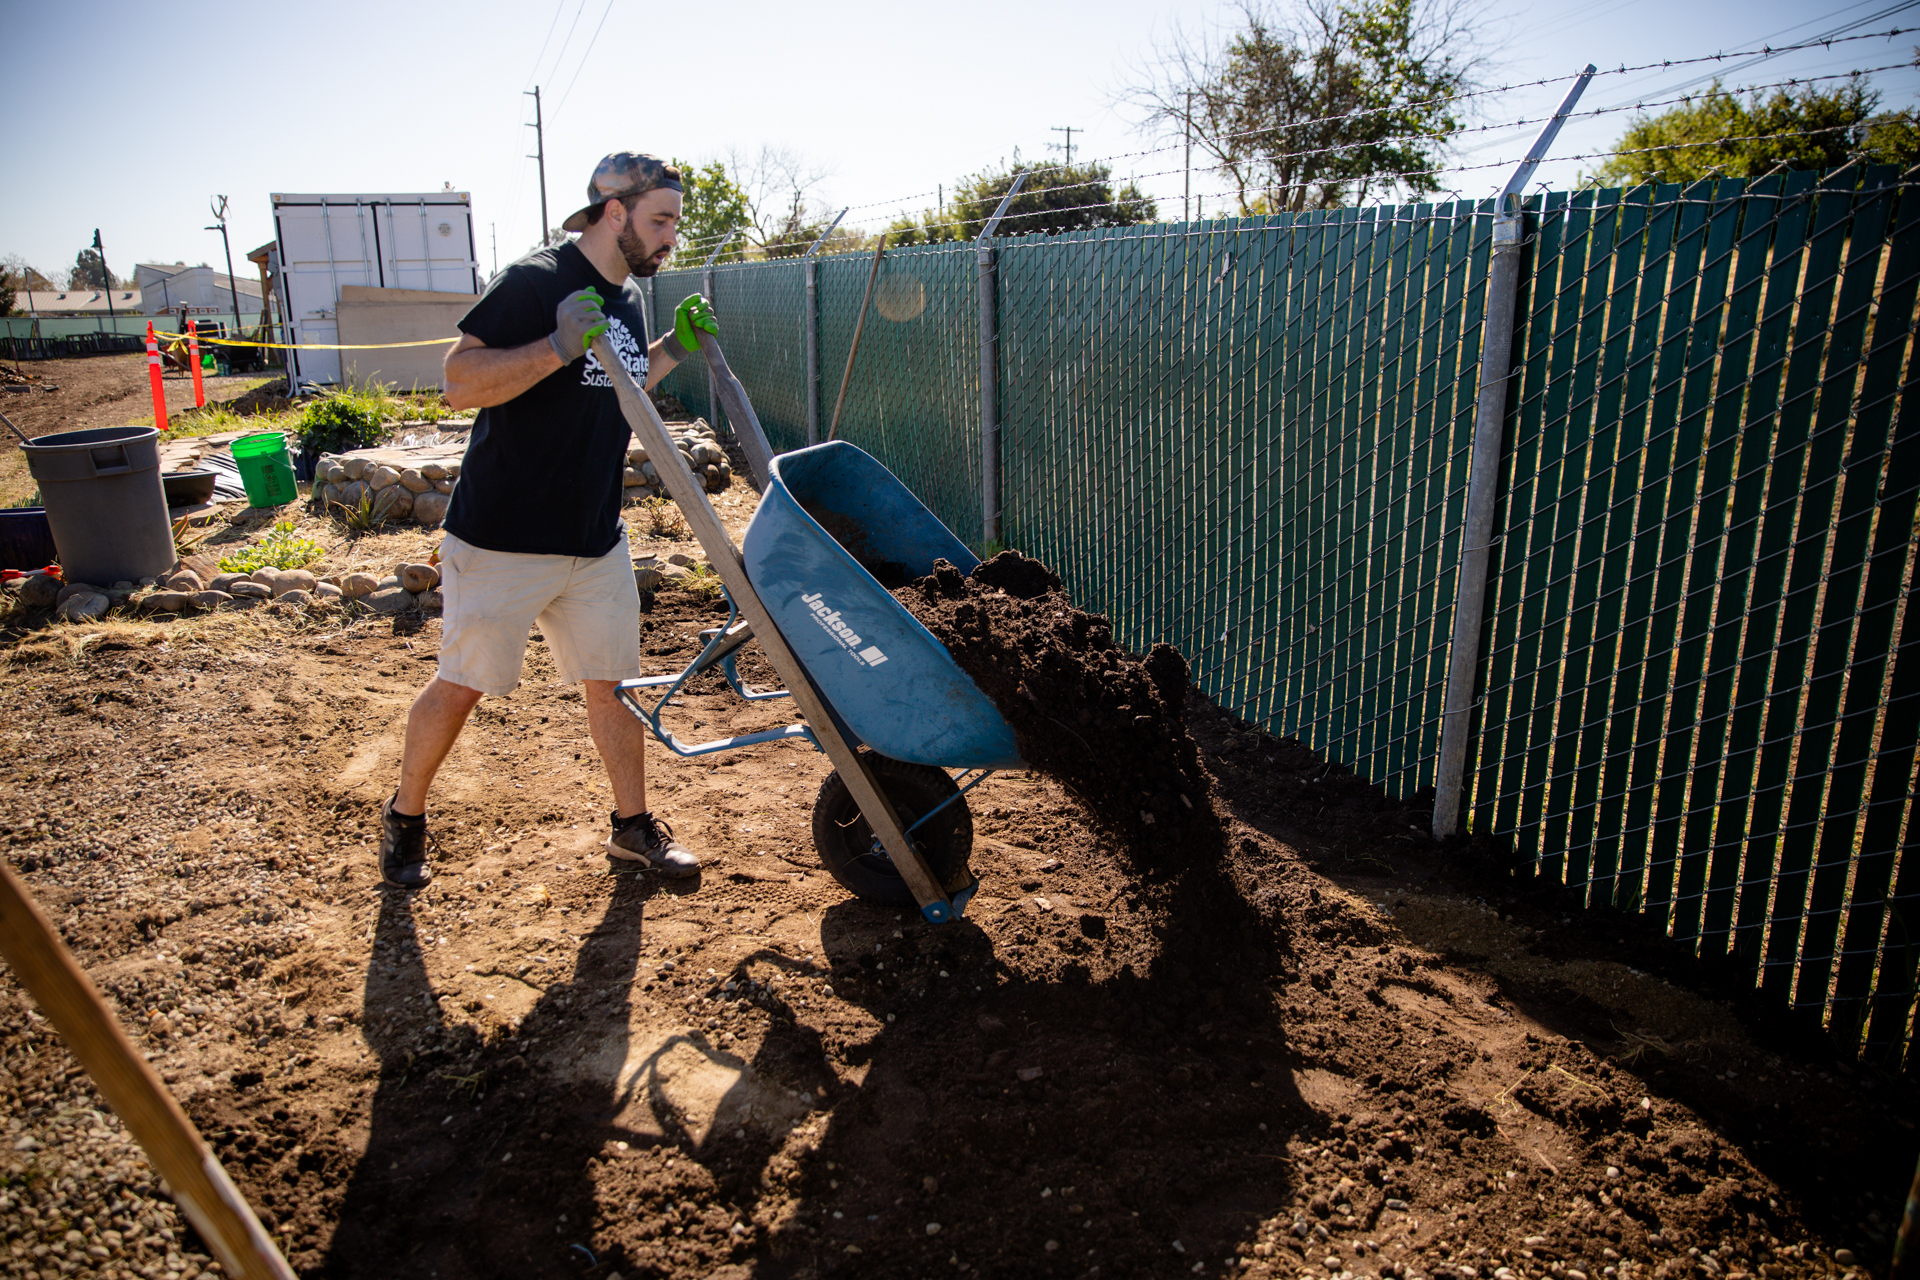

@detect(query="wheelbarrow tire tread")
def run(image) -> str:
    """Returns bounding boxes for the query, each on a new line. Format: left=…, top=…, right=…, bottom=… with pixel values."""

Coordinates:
left=812, top=752, right=973, bottom=907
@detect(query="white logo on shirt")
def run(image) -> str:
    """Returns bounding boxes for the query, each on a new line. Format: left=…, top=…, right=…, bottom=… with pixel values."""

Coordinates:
left=581, top=315, right=647, bottom=388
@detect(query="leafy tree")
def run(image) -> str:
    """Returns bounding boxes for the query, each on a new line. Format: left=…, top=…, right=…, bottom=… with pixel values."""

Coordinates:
left=883, top=209, right=957, bottom=247
left=1587, top=78, right=1920, bottom=187
left=670, top=158, right=753, bottom=263
left=1123, top=0, right=1481, bottom=213
left=71, top=247, right=117, bottom=289
left=0, top=276, right=12, bottom=317
left=953, top=160, right=1156, bottom=238
left=889, top=158, right=1157, bottom=243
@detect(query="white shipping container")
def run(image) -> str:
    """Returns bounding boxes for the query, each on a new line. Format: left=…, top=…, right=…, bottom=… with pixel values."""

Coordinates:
left=270, top=192, right=480, bottom=390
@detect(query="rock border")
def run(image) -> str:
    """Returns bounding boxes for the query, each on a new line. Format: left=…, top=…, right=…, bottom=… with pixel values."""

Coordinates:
left=305, top=418, right=735, bottom=529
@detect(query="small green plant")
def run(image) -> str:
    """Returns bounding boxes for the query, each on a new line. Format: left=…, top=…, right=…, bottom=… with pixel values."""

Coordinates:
left=682, top=563, right=725, bottom=600
left=297, top=394, right=387, bottom=454
left=328, top=487, right=387, bottom=534
left=637, top=495, right=688, bottom=539
left=217, top=520, right=325, bottom=573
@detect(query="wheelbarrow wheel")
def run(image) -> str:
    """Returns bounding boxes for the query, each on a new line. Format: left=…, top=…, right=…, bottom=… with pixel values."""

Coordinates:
left=811, top=751, right=973, bottom=907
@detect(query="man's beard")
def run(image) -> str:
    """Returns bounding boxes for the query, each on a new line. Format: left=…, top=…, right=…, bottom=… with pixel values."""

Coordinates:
left=617, top=220, right=671, bottom=278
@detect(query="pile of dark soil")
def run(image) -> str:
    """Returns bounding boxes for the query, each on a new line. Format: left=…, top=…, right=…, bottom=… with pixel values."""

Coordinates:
left=898, top=551, right=1224, bottom=867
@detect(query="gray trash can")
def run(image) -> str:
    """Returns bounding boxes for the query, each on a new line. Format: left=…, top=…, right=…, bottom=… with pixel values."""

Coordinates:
left=21, top=426, right=176, bottom=586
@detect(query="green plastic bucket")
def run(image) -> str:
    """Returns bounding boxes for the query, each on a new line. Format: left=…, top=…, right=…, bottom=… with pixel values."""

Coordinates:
left=231, top=431, right=298, bottom=508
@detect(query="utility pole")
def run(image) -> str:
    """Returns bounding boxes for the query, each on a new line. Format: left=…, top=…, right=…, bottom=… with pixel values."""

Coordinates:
left=491, top=223, right=498, bottom=275
left=1183, top=90, right=1193, bottom=223
left=92, top=229, right=116, bottom=323
left=526, top=86, right=549, bottom=247
left=205, top=197, right=245, bottom=335
left=1049, top=125, right=1078, bottom=169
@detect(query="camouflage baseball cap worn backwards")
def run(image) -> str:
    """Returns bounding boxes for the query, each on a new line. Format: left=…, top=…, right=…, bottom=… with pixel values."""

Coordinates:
left=560, top=152, right=684, bottom=233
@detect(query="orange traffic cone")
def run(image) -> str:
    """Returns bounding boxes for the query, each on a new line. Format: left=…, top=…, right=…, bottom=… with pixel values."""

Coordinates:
left=144, top=324, right=169, bottom=434
left=187, top=321, right=205, bottom=408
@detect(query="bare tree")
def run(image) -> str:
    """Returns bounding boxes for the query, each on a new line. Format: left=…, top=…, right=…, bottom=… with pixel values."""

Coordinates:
left=723, top=145, right=838, bottom=257
left=1120, top=0, right=1489, bottom=214
left=1, top=255, right=58, bottom=294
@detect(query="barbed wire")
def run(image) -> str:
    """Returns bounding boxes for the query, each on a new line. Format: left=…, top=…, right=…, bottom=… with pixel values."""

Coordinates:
left=666, top=121, right=1916, bottom=261
left=661, top=39, right=1920, bottom=257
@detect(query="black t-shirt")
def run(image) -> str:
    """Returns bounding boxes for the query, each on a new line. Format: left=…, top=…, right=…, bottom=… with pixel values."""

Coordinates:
left=443, top=241, right=648, bottom=557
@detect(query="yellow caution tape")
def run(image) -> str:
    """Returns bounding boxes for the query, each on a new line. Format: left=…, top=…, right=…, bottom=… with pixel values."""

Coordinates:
left=152, top=328, right=459, bottom=351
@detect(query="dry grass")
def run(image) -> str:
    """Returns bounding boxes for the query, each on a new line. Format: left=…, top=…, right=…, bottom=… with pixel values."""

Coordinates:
left=0, top=606, right=337, bottom=671
left=0, top=450, right=35, bottom=508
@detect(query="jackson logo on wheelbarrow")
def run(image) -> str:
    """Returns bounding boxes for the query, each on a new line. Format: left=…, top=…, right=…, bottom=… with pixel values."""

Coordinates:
left=799, top=591, right=889, bottom=667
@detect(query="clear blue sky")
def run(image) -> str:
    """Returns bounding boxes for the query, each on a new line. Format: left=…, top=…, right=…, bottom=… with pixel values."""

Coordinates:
left=5, top=0, right=1912, bottom=282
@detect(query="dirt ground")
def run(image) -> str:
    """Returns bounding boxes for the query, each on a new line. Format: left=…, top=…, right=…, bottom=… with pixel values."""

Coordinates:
left=0, top=355, right=275, bottom=507
left=0, top=461, right=1910, bottom=1280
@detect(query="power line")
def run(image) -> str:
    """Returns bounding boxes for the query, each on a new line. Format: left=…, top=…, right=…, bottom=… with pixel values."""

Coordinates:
left=522, top=0, right=568, bottom=90
left=542, top=0, right=590, bottom=96
left=554, top=0, right=617, bottom=116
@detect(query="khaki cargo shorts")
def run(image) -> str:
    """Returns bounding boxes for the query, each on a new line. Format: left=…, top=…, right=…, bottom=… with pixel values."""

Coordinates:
left=435, top=532, right=640, bottom=696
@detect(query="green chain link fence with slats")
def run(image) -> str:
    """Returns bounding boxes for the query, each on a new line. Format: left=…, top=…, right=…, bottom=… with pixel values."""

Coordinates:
left=816, top=243, right=982, bottom=541
left=995, top=206, right=1490, bottom=800
left=647, top=165, right=1920, bottom=1066
left=1473, top=168, right=1920, bottom=1064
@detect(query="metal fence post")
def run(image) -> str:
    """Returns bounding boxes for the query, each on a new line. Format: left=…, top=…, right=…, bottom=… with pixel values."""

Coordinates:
left=1433, top=66, right=1595, bottom=841
left=804, top=259, right=820, bottom=444
left=976, top=175, right=1027, bottom=547
left=801, top=210, right=848, bottom=446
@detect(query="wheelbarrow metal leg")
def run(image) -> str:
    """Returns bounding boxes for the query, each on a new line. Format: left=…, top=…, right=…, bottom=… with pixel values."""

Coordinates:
left=594, top=334, right=961, bottom=922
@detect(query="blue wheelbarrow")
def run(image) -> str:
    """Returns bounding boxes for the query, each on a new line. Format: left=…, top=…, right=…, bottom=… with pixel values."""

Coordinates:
left=598, top=337, right=1019, bottom=923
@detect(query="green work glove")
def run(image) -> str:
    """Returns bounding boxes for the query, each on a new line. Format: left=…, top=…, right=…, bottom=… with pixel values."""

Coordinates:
left=674, top=293, right=719, bottom=355
left=552, top=286, right=607, bottom=361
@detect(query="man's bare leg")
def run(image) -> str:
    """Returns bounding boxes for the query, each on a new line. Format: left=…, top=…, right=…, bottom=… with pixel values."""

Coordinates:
left=395, top=677, right=485, bottom=814
left=584, top=679, right=648, bottom=816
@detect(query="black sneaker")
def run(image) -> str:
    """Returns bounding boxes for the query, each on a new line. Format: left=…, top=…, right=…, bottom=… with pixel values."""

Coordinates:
left=606, top=810, right=700, bottom=878
left=379, top=795, right=433, bottom=889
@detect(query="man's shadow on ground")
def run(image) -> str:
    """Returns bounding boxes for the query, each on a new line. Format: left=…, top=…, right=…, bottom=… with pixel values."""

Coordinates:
left=318, top=871, right=668, bottom=1277
left=315, top=840, right=1310, bottom=1278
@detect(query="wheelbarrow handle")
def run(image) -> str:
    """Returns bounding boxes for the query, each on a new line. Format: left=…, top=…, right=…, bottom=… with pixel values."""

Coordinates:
left=693, top=335, right=776, bottom=494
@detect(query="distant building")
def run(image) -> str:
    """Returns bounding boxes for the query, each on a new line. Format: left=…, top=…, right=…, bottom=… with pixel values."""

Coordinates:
left=13, top=289, right=141, bottom=316
left=132, top=263, right=263, bottom=316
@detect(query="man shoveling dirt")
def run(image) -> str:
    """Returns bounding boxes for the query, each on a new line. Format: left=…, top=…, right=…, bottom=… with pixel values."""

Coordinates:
left=383, top=151, right=720, bottom=889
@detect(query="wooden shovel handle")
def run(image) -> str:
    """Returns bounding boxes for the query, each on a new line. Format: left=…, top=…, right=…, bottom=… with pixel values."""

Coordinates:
left=0, top=859, right=295, bottom=1280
